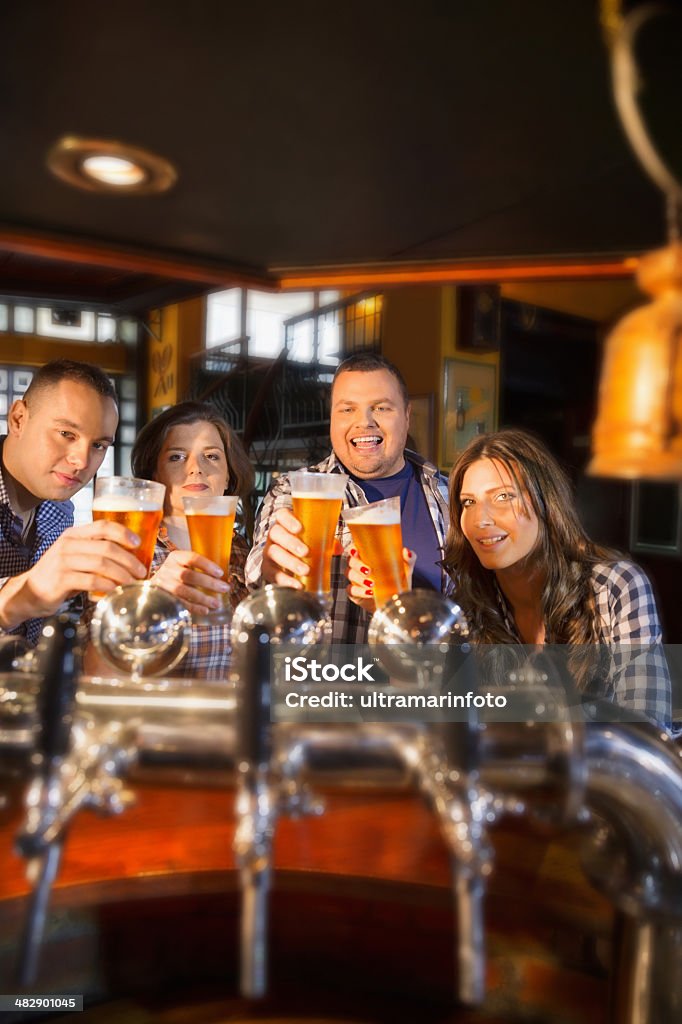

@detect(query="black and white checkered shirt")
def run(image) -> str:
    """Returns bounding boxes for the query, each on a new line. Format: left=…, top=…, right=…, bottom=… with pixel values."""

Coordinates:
left=495, top=559, right=672, bottom=732
left=0, top=441, right=74, bottom=646
left=591, top=560, right=672, bottom=731
left=245, top=449, right=451, bottom=644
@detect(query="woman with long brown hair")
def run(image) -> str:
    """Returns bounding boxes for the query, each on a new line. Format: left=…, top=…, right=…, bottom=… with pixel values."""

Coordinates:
left=443, top=428, right=671, bottom=731
left=131, top=400, right=254, bottom=678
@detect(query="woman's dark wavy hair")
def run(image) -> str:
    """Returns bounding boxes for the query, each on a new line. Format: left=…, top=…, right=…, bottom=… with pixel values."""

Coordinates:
left=443, top=428, right=618, bottom=650
left=131, top=401, right=255, bottom=538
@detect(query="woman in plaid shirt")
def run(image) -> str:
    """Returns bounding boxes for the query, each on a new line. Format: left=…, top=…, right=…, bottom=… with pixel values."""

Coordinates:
left=132, top=402, right=254, bottom=680
left=443, top=428, right=672, bottom=732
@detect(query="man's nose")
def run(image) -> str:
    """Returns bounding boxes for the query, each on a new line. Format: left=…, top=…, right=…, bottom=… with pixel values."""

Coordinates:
left=357, top=408, right=378, bottom=426
left=66, top=440, right=90, bottom=470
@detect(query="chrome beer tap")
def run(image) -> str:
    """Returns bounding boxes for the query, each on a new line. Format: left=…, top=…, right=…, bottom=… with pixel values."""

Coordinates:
left=14, top=584, right=193, bottom=985
left=430, top=642, right=492, bottom=1007
left=369, top=591, right=494, bottom=1006
left=3, top=579, right=680, bottom=1024
left=230, top=586, right=330, bottom=998
left=15, top=614, right=84, bottom=986
left=233, top=621, right=276, bottom=999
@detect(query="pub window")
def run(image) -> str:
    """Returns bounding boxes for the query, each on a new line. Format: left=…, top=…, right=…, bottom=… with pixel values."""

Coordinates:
left=206, top=288, right=341, bottom=361
left=13, top=306, right=34, bottom=333
left=97, top=314, right=117, bottom=342
left=36, top=308, right=96, bottom=341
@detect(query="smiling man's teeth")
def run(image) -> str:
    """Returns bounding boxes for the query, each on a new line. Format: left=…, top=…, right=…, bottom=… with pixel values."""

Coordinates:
left=479, top=535, right=506, bottom=546
left=351, top=435, right=382, bottom=447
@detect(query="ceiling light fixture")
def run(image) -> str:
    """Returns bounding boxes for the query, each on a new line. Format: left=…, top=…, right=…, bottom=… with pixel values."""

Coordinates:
left=46, top=136, right=177, bottom=195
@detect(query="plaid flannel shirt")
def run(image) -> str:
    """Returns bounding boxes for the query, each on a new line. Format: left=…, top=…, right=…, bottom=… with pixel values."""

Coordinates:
left=245, top=449, right=451, bottom=644
left=150, top=525, right=250, bottom=680
left=494, top=560, right=671, bottom=731
left=592, top=560, right=671, bottom=731
left=0, top=443, right=74, bottom=646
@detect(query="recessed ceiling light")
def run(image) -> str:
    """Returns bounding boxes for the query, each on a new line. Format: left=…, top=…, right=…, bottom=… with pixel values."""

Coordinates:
left=47, top=136, right=177, bottom=195
left=81, top=155, right=147, bottom=187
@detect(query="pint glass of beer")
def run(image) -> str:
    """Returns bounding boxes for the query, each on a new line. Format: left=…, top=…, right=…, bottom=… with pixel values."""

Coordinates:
left=92, top=476, right=165, bottom=597
left=183, top=494, right=239, bottom=618
left=342, top=496, right=408, bottom=608
left=289, top=471, right=348, bottom=594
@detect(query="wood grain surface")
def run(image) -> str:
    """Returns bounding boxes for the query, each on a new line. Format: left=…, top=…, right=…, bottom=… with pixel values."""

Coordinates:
left=0, top=783, right=613, bottom=1023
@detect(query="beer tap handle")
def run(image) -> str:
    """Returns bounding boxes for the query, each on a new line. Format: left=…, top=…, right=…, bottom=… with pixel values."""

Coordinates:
left=234, top=624, right=276, bottom=999
left=16, top=615, right=82, bottom=986
left=236, top=624, right=273, bottom=767
left=438, top=639, right=488, bottom=1007
left=35, top=615, right=81, bottom=774
left=17, top=614, right=82, bottom=857
left=440, top=639, right=479, bottom=774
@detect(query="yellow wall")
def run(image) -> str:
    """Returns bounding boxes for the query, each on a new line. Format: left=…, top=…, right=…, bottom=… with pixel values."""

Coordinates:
left=382, top=286, right=442, bottom=395
left=146, top=297, right=205, bottom=419
left=0, top=336, right=128, bottom=372
left=382, top=285, right=500, bottom=469
left=382, top=286, right=442, bottom=463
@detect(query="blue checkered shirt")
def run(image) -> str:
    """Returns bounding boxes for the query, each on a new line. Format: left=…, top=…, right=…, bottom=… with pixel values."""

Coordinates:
left=245, top=449, right=451, bottom=644
left=0, top=443, right=74, bottom=646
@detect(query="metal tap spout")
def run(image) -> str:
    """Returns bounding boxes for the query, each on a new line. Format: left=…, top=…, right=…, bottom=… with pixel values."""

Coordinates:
left=230, top=586, right=331, bottom=998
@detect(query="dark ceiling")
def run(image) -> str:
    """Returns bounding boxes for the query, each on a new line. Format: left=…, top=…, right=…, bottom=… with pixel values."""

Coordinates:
left=0, top=1, right=680, bottom=310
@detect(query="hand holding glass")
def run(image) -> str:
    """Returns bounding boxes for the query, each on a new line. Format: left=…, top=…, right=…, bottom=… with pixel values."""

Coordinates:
left=342, top=496, right=408, bottom=608
left=289, top=471, right=348, bottom=594
left=183, top=494, right=239, bottom=618
left=91, top=476, right=165, bottom=598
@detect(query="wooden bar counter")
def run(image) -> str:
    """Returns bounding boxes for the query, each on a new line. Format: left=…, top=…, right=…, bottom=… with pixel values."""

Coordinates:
left=0, top=782, right=613, bottom=1023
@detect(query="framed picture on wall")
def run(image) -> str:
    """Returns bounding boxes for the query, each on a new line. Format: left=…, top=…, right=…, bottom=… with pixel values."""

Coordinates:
left=442, top=358, right=498, bottom=468
left=407, top=393, right=434, bottom=461
left=630, top=481, right=682, bottom=555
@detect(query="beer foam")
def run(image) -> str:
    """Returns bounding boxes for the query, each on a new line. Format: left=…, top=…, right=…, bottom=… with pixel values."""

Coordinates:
left=291, top=491, right=342, bottom=500
left=348, top=506, right=401, bottom=525
left=92, top=495, right=161, bottom=512
left=184, top=499, right=236, bottom=516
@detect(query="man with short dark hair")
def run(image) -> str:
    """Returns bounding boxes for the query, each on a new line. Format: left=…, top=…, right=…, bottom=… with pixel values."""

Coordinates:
left=0, top=360, right=147, bottom=644
left=245, top=353, right=450, bottom=643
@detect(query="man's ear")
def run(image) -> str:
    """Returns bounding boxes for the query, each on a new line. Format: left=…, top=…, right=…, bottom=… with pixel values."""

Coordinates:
left=7, top=399, right=28, bottom=437
left=405, top=401, right=412, bottom=430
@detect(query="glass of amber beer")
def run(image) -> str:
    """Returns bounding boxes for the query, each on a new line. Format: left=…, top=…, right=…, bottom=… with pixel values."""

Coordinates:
left=182, top=494, right=239, bottom=620
left=91, top=476, right=165, bottom=598
left=289, top=471, right=348, bottom=594
left=342, top=496, right=408, bottom=608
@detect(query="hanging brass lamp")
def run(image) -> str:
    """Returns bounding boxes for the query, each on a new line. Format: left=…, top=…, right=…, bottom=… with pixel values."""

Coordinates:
left=589, top=1, right=682, bottom=479
left=588, top=241, right=682, bottom=478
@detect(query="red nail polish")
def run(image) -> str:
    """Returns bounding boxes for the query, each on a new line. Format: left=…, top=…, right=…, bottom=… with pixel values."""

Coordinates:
left=406, top=549, right=413, bottom=558
left=364, top=579, right=374, bottom=588
left=360, top=566, right=370, bottom=575
left=350, top=548, right=357, bottom=557
left=366, top=590, right=374, bottom=597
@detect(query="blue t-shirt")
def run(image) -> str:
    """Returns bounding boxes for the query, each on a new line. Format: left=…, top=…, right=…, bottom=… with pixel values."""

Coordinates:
left=347, top=461, right=441, bottom=592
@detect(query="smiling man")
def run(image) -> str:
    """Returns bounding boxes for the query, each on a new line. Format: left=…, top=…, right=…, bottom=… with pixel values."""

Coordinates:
left=0, top=360, right=147, bottom=645
left=245, top=353, right=450, bottom=643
